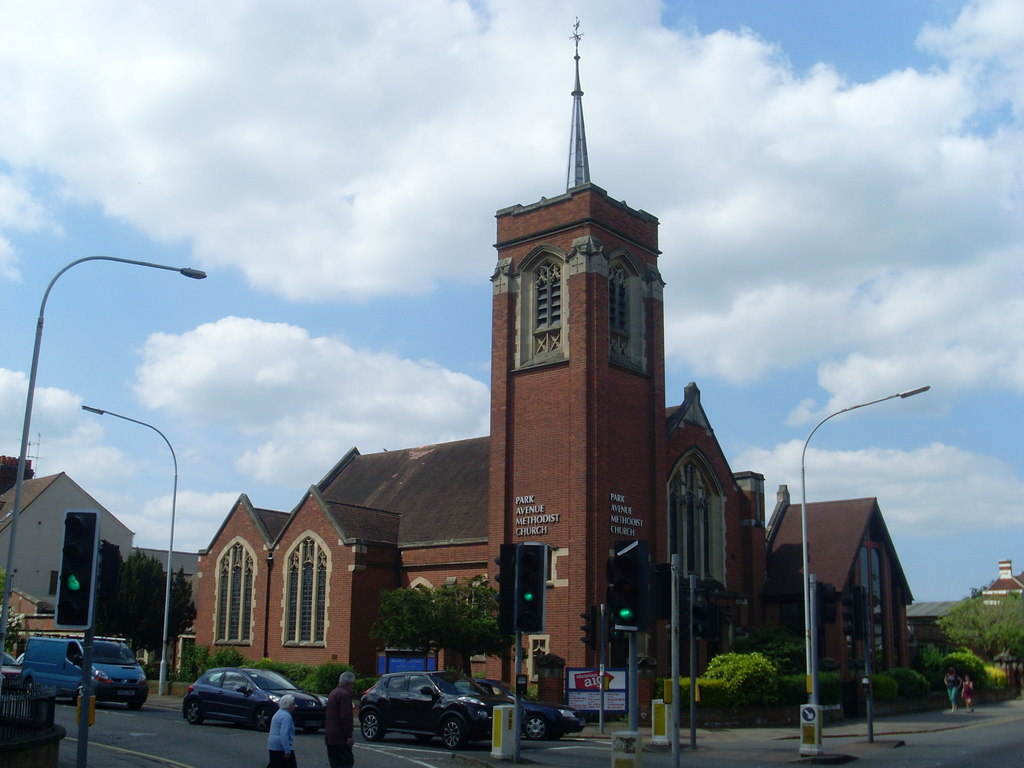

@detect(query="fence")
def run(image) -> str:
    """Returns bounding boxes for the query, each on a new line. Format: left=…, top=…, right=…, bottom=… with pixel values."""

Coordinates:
left=0, top=679, right=56, bottom=742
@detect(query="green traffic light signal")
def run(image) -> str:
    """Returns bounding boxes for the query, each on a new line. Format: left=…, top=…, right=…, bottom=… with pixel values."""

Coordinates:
left=617, top=606, right=634, bottom=621
left=523, top=591, right=534, bottom=602
left=66, top=574, right=82, bottom=591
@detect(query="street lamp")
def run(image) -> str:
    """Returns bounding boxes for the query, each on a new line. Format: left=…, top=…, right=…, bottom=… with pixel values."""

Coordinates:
left=0, top=257, right=205, bottom=663
left=82, top=406, right=179, bottom=696
left=799, top=384, right=929, bottom=755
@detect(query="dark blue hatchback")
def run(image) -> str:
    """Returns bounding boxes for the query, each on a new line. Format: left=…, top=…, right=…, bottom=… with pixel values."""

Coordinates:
left=182, top=667, right=327, bottom=733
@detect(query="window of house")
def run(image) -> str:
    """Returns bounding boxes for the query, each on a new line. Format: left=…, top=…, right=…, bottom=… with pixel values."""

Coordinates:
left=609, top=262, right=629, bottom=356
left=285, top=536, right=328, bottom=645
left=216, top=542, right=254, bottom=643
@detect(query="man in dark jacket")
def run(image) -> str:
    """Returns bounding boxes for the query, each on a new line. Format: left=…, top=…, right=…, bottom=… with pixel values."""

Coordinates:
left=325, top=671, right=356, bottom=767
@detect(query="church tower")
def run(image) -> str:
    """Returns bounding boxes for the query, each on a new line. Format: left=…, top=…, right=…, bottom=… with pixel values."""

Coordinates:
left=488, top=28, right=667, bottom=669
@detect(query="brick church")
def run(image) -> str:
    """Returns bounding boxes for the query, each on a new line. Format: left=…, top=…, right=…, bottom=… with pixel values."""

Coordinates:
left=192, top=43, right=774, bottom=683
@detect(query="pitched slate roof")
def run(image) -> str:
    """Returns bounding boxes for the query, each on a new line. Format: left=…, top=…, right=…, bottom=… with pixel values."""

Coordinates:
left=0, top=473, right=63, bottom=529
left=317, top=436, right=490, bottom=547
left=764, top=495, right=912, bottom=601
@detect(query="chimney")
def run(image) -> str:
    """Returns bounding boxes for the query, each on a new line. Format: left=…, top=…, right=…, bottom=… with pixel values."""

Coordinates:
left=999, top=560, right=1013, bottom=579
left=0, top=456, right=33, bottom=495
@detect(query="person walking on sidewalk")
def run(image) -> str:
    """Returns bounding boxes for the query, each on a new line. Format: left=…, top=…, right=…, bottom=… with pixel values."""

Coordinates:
left=961, top=673, right=975, bottom=712
left=325, top=671, right=356, bottom=768
left=944, top=668, right=961, bottom=712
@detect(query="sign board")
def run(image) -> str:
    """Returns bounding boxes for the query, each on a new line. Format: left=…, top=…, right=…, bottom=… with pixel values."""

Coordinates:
left=566, top=667, right=628, bottom=713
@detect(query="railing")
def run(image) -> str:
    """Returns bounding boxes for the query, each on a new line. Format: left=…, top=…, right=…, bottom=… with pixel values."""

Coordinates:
left=0, top=678, right=56, bottom=741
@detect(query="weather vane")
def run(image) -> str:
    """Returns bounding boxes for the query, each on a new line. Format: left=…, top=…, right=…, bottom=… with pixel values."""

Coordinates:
left=571, top=17, right=583, bottom=57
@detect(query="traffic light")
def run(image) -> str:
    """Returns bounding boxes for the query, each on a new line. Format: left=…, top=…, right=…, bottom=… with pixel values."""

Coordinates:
left=55, top=509, right=99, bottom=629
left=606, top=540, right=649, bottom=631
left=816, top=582, right=838, bottom=625
left=515, top=542, right=548, bottom=634
left=495, top=544, right=517, bottom=635
left=841, top=585, right=867, bottom=640
left=97, top=540, right=122, bottom=601
left=692, top=601, right=720, bottom=639
left=652, top=562, right=671, bottom=621
left=580, top=604, right=599, bottom=649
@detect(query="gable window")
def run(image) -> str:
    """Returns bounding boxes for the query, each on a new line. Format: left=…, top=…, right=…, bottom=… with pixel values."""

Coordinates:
left=668, top=458, right=724, bottom=581
left=216, top=542, right=254, bottom=643
left=285, top=536, right=328, bottom=644
left=533, top=259, right=562, bottom=356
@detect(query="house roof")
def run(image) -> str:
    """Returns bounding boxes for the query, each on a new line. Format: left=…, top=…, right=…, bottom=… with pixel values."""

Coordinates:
left=317, top=436, right=490, bottom=547
left=906, top=601, right=961, bottom=618
left=134, top=547, right=200, bottom=576
left=764, top=495, right=913, bottom=602
left=0, top=473, right=63, bottom=530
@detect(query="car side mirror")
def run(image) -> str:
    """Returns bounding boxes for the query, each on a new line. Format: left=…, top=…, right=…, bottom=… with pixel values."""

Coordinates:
left=236, top=685, right=251, bottom=695
left=419, top=685, right=434, bottom=697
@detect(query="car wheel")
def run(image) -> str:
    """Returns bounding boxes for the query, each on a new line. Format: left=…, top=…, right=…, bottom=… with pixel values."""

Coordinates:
left=441, top=715, right=468, bottom=750
left=360, top=709, right=385, bottom=742
left=523, top=714, right=549, bottom=740
left=183, top=699, right=204, bottom=725
left=253, top=705, right=273, bottom=732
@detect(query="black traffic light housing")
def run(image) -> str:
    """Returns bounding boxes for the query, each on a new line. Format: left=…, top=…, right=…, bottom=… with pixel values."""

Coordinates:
left=514, top=542, right=548, bottom=634
left=98, top=540, right=122, bottom=601
left=841, top=585, right=867, bottom=640
left=55, top=509, right=99, bottom=629
left=495, top=544, right=517, bottom=635
left=580, top=604, right=599, bottom=649
left=816, top=582, right=838, bottom=625
left=606, top=540, right=650, bottom=631
left=692, top=601, right=720, bottom=639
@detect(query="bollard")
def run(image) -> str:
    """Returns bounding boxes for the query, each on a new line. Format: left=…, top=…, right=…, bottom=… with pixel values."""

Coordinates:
left=491, top=704, right=515, bottom=760
left=650, top=699, right=668, bottom=745
left=611, top=730, right=642, bottom=768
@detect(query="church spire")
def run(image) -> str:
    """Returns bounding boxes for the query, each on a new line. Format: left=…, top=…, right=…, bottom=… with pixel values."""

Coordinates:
left=566, top=18, right=591, bottom=190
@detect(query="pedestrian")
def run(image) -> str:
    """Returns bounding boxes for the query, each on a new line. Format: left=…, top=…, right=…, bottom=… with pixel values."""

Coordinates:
left=325, top=670, right=356, bottom=768
left=961, top=673, right=975, bottom=712
left=943, top=667, right=961, bottom=712
left=268, top=694, right=298, bottom=767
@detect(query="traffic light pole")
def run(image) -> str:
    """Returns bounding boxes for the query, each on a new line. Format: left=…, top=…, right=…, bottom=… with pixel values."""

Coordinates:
left=76, top=626, right=94, bottom=768
left=599, top=603, right=607, bottom=735
left=688, top=573, right=697, bottom=750
left=669, top=555, right=681, bottom=768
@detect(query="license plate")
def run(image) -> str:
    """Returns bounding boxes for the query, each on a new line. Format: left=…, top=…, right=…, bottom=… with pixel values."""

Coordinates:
left=117, top=690, right=134, bottom=696
left=306, top=720, right=322, bottom=727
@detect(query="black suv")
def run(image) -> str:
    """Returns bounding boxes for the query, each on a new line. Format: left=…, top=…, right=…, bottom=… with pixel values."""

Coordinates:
left=475, top=678, right=586, bottom=740
left=359, top=670, right=508, bottom=749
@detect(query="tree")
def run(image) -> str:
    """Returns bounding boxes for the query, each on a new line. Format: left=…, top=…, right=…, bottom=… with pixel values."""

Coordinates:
left=97, top=550, right=196, bottom=655
left=371, top=576, right=508, bottom=673
left=0, top=570, right=21, bottom=652
left=938, top=594, right=1024, bottom=659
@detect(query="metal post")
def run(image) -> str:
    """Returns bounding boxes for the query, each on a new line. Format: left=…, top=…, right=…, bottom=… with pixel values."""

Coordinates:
left=670, top=554, right=680, bottom=768
left=599, top=603, right=607, bottom=734
left=513, top=630, right=522, bottom=763
left=689, top=573, right=697, bottom=750
left=628, top=631, right=638, bottom=731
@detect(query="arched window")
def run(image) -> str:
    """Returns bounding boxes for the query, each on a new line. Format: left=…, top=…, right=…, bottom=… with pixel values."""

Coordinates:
left=216, top=542, right=254, bottom=643
left=608, top=262, right=629, bottom=356
left=284, top=536, right=328, bottom=644
left=668, top=458, right=724, bottom=581
left=533, top=259, right=562, bottom=356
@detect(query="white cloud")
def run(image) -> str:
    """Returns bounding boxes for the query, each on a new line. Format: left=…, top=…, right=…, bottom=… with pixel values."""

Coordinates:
left=739, top=440, right=1024, bottom=536
left=134, top=316, right=490, bottom=483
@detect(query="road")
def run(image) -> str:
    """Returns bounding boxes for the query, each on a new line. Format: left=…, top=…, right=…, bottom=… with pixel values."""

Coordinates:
left=54, top=695, right=1024, bottom=768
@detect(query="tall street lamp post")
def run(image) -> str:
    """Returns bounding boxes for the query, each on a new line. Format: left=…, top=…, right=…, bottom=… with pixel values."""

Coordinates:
left=82, top=406, right=179, bottom=696
left=0, top=257, right=205, bottom=662
left=799, top=384, right=930, bottom=756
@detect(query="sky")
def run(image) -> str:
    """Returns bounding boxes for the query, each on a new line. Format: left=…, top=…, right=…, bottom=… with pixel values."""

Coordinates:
left=1, top=0, right=1021, bottom=603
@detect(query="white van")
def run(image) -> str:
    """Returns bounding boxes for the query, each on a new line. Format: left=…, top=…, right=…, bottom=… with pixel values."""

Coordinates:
left=20, top=636, right=148, bottom=709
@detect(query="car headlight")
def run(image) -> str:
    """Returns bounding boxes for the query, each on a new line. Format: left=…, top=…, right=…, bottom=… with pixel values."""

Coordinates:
left=93, top=668, right=110, bottom=683
left=558, top=708, right=576, bottom=718
left=268, top=694, right=281, bottom=703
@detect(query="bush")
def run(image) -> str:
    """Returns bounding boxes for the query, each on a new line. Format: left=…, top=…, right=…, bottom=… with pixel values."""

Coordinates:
left=308, top=663, right=357, bottom=694
left=776, top=674, right=807, bottom=705
left=886, top=668, right=929, bottom=699
left=731, top=623, right=804, bottom=675
left=871, top=673, right=898, bottom=701
left=985, top=664, right=1008, bottom=688
left=942, top=649, right=988, bottom=689
left=703, top=652, right=778, bottom=711
left=818, top=672, right=842, bottom=706
left=179, top=644, right=210, bottom=683
left=209, top=646, right=246, bottom=669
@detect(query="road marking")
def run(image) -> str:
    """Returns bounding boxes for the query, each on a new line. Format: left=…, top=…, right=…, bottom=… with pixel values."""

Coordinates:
left=65, top=737, right=197, bottom=768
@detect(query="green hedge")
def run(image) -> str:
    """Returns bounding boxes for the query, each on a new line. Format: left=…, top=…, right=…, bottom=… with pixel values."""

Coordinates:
left=872, top=673, right=898, bottom=701
left=886, top=668, right=929, bottom=698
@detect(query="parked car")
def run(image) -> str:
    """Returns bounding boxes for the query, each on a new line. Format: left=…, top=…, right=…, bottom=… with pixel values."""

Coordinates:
left=20, top=636, right=147, bottom=709
left=182, top=667, right=326, bottom=733
left=1, top=652, right=21, bottom=681
left=359, top=670, right=509, bottom=749
left=474, top=678, right=586, bottom=740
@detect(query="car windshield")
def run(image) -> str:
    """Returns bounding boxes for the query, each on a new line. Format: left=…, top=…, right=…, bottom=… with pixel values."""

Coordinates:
left=91, top=642, right=136, bottom=665
left=2, top=652, right=17, bottom=665
left=431, top=672, right=487, bottom=696
left=244, top=669, right=298, bottom=692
